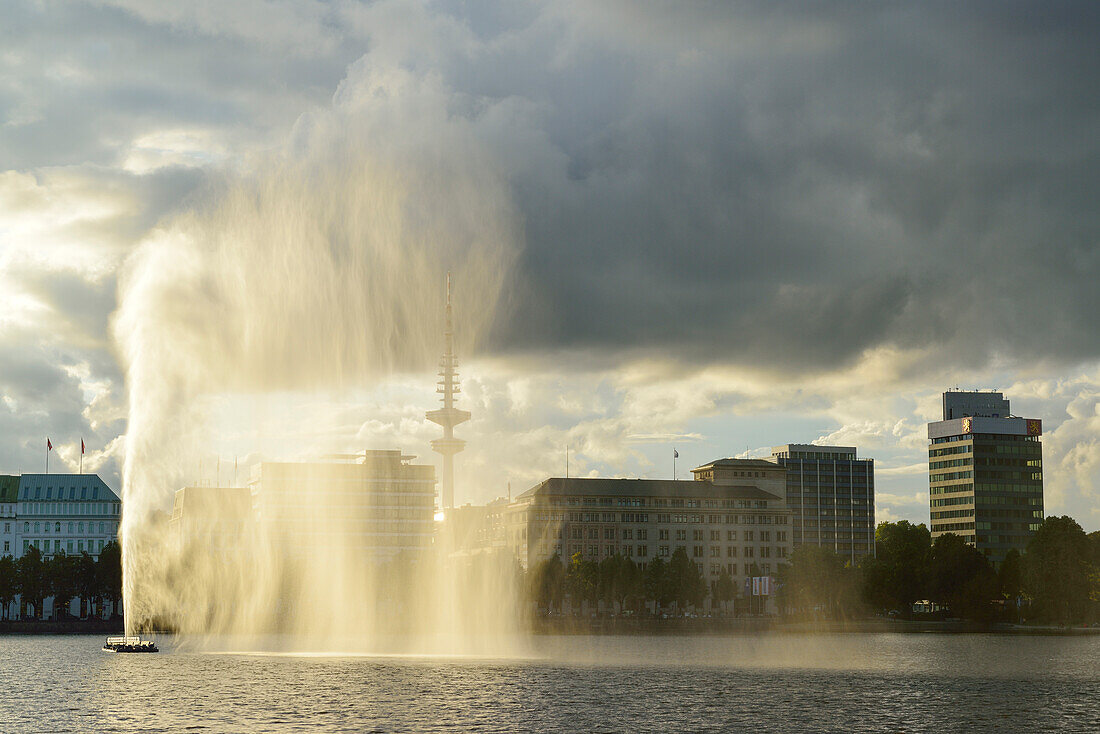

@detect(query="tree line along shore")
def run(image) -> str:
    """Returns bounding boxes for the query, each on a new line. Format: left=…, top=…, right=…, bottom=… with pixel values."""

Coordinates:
left=5, top=515, right=1098, bottom=635
left=525, top=515, right=1100, bottom=627
left=0, top=542, right=122, bottom=624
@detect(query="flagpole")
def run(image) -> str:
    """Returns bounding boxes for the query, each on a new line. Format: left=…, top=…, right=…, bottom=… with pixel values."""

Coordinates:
left=673, top=448, right=677, bottom=481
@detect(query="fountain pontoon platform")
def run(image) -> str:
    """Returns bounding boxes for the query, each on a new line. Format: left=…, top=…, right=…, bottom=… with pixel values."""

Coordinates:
left=102, top=636, right=158, bottom=653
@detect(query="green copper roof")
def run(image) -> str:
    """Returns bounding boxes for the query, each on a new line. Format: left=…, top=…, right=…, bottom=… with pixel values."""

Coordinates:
left=0, top=475, right=19, bottom=502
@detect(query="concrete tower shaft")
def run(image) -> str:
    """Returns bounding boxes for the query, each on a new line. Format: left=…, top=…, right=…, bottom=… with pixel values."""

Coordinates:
left=425, top=273, right=470, bottom=509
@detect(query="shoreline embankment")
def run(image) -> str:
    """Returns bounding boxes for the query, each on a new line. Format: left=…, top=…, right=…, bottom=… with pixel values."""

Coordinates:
left=3, top=617, right=1097, bottom=636
left=528, top=616, right=1100, bottom=636
left=0, top=618, right=123, bottom=635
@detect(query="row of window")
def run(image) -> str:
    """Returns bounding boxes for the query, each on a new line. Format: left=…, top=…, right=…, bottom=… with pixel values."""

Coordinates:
left=974, top=457, right=1042, bottom=468
left=930, top=471, right=973, bottom=482
left=930, top=458, right=972, bottom=470
left=929, top=445, right=973, bottom=458
left=554, top=497, right=771, bottom=510
left=20, top=521, right=113, bottom=535
left=794, top=534, right=873, bottom=546
left=558, top=512, right=790, bottom=525
left=566, top=527, right=789, bottom=542
left=930, top=483, right=1044, bottom=496
left=21, top=486, right=104, bottom=500
left=976, top=521, right=1042, bottom=532
left=931, top=434, right=1040, bottom=445
left=20, top=502, right=119, bottom=516
left=931, top=495, right=1042, bottom=508
left=22, top=538, right=107, bottom=554
left=563, top=542, right=787, bottom=566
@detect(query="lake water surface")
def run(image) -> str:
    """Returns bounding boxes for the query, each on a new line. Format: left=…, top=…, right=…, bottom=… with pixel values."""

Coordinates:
left=1, top=633, right=1098, bottom=732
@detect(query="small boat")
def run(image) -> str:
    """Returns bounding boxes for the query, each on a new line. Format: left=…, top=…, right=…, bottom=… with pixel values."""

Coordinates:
left=102, top=635, right=159, bottom=653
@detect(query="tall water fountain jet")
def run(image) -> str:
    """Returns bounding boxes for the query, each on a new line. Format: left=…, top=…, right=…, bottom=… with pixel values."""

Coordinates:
left=111, top=62, right=522, bottom=651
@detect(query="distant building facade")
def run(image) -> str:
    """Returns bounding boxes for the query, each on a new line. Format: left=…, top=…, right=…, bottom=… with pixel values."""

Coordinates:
left=768, top=445, right=875, bottom=562
left=3, top=474, right=121, bottom=561
left=510, top=459, right=792, bottom=595
left=169, top=485, right=253, bottom=558
left=248, top=451, right=436, bottom=559
left=927, top=390, right=1044, bottom=564
left=0, top=473, right=122, bottom=620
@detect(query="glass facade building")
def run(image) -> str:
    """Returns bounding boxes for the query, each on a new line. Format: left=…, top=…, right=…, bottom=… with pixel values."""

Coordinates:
left=927, top=391, right=1043, bottom=565
left=769, top=445, right=875, bottom=563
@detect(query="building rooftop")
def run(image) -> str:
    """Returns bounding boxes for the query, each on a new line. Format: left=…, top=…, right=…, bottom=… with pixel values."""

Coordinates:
left=771, top=444, right=857, bottom=455
left=0, top=475, right=18, bottom=503
left=942, top=390, right=1011, bottom=420
left=517, top=477, right=780, bottom=501
left=15, top=474, right=119, bottom=503
left=692, top=458, right=783, bottom=470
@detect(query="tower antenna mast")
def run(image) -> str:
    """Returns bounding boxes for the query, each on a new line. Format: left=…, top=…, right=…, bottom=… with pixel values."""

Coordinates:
left=426, top=272, right=471, bottom=510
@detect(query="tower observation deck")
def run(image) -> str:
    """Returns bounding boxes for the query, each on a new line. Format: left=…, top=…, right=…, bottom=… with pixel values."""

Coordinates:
left=426, top=273, right=470, bottom=510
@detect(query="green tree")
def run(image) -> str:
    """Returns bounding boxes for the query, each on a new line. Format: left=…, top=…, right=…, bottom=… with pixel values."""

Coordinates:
left=778, top=545, right=860, bottom=619
left=96, top=541, right=123, bottom=618
left=564, top=552, right=598, bottom=611
left=1023, top=516, right=1095, bottom=623
left=599, top=554, right=641, bottom=613
left=644, top=556, right=671, bottom=613
left=527, top=555, right=565, bottom=612
left=16, top=546, right=47, bottom=619
left=668, top=547, right=706, bottom=610
left=711, top=566, right=736, bottom=614
left=998, top=547, right=1025, bottom=622
left=48, top=552, right=80, bottom=620
left=76, top=552, right=98, bottom=618
left=0, top=555, right=15, bottom=620
left=860, top=521, right=931, bottom=615
left=928, top=533, right=998, bottom=621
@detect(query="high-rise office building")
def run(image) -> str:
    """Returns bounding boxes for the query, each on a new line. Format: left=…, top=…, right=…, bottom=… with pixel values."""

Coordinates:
left=248, top=451, right=436, bottom=560
left=927, top=390, right=1043, bottom=564
left=768, top=445, right=875, bottom=563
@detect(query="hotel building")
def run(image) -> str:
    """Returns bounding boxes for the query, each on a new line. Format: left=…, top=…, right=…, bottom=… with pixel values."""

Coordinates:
left=0, top=473, right=122, bottom=619
left=2, top=473, right=121, bottom=561
left=509, top=458, right=792, bottom=593
left=927, top=390, right=1044, bottom=564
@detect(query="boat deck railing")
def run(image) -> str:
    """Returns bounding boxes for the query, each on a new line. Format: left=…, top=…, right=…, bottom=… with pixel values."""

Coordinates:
left=106, top=636, right=144, bottom=646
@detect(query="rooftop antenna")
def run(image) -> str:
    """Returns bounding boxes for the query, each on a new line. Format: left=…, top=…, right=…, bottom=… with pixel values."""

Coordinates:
left=426, top=272, right=470, bottom=510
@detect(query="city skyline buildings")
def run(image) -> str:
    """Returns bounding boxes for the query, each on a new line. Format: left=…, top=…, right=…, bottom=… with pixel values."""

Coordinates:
left=2, top=3, right=1100, bottom=538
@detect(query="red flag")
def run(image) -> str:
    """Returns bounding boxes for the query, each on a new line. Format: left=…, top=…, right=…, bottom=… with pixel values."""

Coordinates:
left=81, top=439, right=85, bottom=455
left=47, top=438, right=52, bottom=451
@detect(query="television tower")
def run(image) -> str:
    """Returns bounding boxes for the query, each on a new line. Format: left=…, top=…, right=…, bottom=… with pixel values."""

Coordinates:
left=426, top=273, right=470, bottom=510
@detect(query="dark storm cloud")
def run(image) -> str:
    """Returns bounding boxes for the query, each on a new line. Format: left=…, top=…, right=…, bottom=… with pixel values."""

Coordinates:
left=0, top=0, right=364, bottom=169
left=4, top=0, right=1100, bottom=397
left=403, top=1, right=1100, bottom=373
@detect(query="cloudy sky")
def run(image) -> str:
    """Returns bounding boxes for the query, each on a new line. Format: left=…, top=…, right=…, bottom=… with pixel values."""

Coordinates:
left=2, top=1, right=1099, bottom=528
